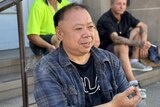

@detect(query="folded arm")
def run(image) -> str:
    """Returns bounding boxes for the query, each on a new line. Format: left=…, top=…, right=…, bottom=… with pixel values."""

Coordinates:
left=110, top=32, right=144, bottom=47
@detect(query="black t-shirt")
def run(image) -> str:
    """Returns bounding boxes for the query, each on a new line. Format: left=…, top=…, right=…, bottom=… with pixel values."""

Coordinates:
left=71, top=55, right=106, bottom=107
left=97, top=9, right=140, bottom=49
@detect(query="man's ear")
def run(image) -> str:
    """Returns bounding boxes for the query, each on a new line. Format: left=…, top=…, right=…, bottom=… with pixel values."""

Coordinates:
left=56, top=26, right=63, bottom=41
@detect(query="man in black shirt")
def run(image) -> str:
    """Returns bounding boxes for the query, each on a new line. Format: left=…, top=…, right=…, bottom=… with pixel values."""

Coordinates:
left=97, top=0, right=152, bottom=83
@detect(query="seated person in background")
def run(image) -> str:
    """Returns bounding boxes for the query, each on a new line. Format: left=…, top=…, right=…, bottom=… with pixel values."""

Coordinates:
left=97, top=0, right=152, bottom=84
left=27, top=0, right=70, bottom=55
left=34, top=3, right=141, bottom=107
left=94, top=27, right=101, bottom=48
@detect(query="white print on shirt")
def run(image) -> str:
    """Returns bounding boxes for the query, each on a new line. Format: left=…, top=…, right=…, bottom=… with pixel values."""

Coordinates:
left=80, top=76, right=100, bottom=95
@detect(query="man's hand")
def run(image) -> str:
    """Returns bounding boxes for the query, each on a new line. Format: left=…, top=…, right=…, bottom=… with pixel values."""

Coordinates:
left=51, top=35, right=60, bottom=48
left=47, top=45, right=56, bottom=52
left=94, top=28, right=100, bottom=48
left=139, top=41, right=151, bottom=58
left=110, top=86, right=141, bottom=107
left=95, top=86, right=141, bottom=107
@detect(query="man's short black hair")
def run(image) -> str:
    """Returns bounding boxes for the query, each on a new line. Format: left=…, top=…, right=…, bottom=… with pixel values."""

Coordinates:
left=54, top=3, right=89, bottom=27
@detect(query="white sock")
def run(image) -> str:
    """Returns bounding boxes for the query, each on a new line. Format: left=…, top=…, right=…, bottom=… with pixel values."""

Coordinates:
left=129, top=80, right=139, bottom=88
left=130, top=59, right=138, bottom=64
left=129, top=80, right=138, bottom=86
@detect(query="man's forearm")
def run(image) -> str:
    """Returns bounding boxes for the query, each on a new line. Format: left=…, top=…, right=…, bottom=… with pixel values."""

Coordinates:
left=28, top=35, right=52, bottom=48
left=111, top=33, right=144, bottom=47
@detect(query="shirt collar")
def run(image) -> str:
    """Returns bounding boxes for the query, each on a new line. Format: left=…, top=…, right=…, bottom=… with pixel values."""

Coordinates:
left=58, top=44, right=110, bottom=68
left=45, top=0, right=62, bottom=5
left=109, top=9, right=119, bottom=23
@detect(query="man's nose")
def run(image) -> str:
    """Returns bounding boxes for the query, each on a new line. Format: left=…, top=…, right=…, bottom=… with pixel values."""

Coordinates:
left=82, top=28, right=92, bottom=37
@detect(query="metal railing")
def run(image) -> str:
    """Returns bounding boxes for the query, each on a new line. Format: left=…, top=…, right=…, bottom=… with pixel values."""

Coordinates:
left=0, top=0, right=28, bottom=107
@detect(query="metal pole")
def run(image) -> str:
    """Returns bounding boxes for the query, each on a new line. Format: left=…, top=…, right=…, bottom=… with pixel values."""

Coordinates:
left=16, top=2, right=29, bottom=107
left=0, top=0, right=22, bottom=12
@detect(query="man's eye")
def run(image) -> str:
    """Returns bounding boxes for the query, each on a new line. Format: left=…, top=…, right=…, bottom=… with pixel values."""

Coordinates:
left=116, top=3, right=121, bottom=5
left=75, top=28, right=82, bottom=30
left=88, top=26, right=94, bottom=30
left=123, top=3, right=126, bottom=6
left=89, top=26, right=93, bottom=28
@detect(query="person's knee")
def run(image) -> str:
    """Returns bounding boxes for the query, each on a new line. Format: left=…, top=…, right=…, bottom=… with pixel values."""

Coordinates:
left=130, top=28, right=142, bottom=40
left=142, top=23, right=148, bottom=30
left=114, top=44, right=129, bottom=55
left=130, top=27, right=140, bottom=37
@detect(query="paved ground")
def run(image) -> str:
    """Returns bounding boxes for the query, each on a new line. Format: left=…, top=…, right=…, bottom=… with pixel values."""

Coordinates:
left=145, top=81, right=160, bottom=107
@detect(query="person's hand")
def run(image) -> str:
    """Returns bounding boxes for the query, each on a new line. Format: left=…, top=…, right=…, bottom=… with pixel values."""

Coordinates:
left=51, top=35, right=61, bottom=48
left=139, top=41, right=151, bottom=58
left=110, top=86, right=141, bottom=107
left=47, top=45, right=56, bottom=52
left=93, top=29, right=100, bottom=48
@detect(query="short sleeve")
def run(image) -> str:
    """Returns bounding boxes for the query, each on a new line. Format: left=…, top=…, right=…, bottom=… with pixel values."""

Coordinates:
left=27, top=6, right=44, bottom=36
left=97, top=14, right=116, bottom=40
left=126, top=11, right=140, bottom=28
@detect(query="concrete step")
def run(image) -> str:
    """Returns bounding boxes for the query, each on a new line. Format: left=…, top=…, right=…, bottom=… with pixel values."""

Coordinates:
left=0, top=48, right=39, bottom=101
left=0, top=93, right=37, bottom=107
left=134, top=67, right=160, bottom=87
left=0, top=75, right=34, bottom=101
left=0, top=48, right=33, bottom=75
left=0, top=58, right=21, bottom=75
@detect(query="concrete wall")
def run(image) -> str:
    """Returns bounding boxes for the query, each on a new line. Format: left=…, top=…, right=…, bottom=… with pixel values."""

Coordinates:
left=128, top=0, right=160, bottom=46
left=83, top=0, right=110, bottom=24
left=84, top=0, right=160, bottom=46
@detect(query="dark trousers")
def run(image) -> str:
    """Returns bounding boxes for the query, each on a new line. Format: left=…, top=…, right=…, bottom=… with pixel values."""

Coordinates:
left=30, top=35, right=52, bottom=55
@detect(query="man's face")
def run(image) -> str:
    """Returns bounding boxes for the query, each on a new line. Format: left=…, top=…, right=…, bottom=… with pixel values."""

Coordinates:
left=111, top=0, right=127, bottom=15
left=56, top=8, right=95, bottom=56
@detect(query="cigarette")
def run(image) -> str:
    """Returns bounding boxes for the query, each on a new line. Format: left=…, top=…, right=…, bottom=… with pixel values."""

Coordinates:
left=151, top=44, right=157, bottom=47
left=139, top=89, right=146, bottom=92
